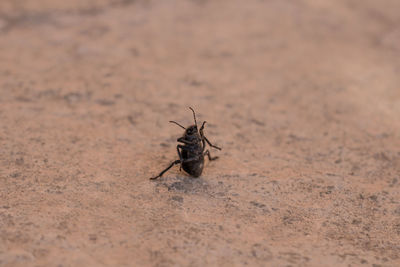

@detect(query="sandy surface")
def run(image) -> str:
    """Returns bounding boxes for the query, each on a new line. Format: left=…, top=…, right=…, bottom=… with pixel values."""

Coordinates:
left=1, top=0, right=400, bottom=266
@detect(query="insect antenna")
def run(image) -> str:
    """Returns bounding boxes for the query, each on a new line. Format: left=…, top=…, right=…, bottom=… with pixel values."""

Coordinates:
left=189, top=107, right=198, bottom=128
left=169, top=121, right=186, bottom=129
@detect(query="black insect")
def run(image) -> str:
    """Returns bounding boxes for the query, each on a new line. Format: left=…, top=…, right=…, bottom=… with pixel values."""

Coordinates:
left=150, top=107, right=221, bottom=180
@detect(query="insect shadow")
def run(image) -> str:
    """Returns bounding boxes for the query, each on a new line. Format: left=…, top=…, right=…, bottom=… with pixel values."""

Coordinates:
left=150, top=107, right=221, bottom=180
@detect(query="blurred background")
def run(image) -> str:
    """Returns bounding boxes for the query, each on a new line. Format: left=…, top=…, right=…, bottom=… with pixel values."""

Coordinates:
left=1, top=0, right=400, bottom=266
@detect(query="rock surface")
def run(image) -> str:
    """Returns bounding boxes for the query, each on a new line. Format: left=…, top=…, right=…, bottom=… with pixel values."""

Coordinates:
left=1, top=0, right=400, bottom=266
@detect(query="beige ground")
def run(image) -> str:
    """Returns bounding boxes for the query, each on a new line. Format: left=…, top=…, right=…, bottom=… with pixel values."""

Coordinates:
left=1, top=0, right=400, bottom=266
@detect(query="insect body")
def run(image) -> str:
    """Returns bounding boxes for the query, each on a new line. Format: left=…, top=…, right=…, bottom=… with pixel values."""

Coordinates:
left=150, top=107, right=221, bottom=180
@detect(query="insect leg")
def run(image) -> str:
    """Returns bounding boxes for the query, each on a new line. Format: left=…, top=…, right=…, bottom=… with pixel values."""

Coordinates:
left=177, top=145, right=184, bottom=171
left=201, top=138, right=206, bottom=152
left=204, top=136, right=222, bottom=150
left=177, top=137, right=196, bottom=145
left=204, top=150, right=219, bottom=161
left=200, top=121, right=207, bottom=133
left=177, top=145, right=203, bottom=165
left=150, top=160, right=181, bottom=180
left=181, top=155, right=201, bottom=163
left=177, top=145, right=202, bottom=165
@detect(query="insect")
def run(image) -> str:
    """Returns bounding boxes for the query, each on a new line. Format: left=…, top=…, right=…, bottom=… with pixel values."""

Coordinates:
left=150, top=107, right=221, bottom=180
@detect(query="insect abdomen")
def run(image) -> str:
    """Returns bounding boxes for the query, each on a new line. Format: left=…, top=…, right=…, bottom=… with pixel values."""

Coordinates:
left=182, top=157, right=204, bottom=177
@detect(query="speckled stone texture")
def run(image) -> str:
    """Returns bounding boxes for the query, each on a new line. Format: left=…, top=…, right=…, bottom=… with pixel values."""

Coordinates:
left=1, top=0, right=400, bottom=266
